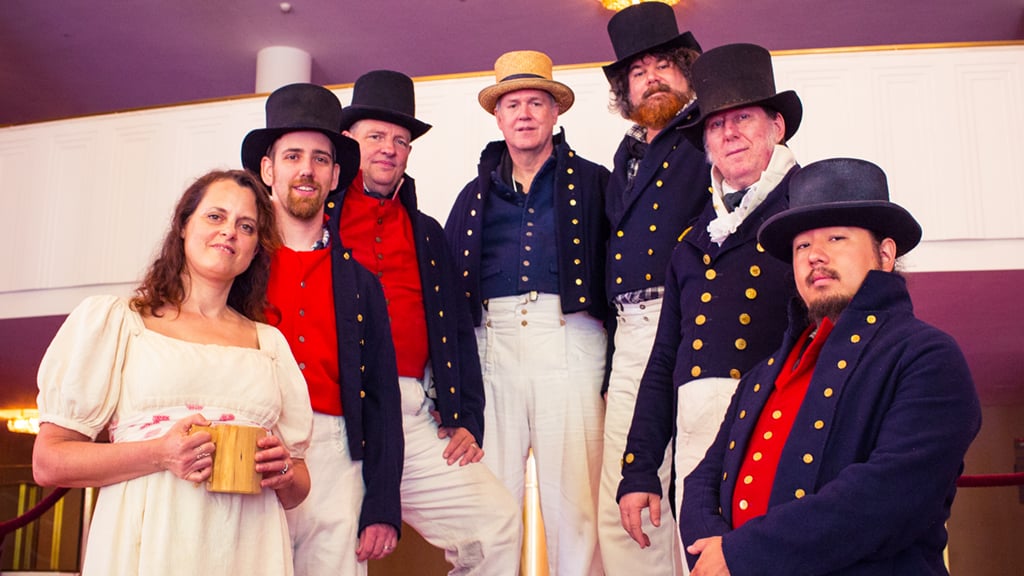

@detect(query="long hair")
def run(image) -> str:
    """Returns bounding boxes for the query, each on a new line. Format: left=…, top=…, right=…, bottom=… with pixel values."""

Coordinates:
left=132, top=169, right=280, bottom=322
left=608, top=46, right=701, bottom=119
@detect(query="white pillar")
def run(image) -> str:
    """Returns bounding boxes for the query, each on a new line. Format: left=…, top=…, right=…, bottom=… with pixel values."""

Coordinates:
left=255, top=46, right=312, bottom=93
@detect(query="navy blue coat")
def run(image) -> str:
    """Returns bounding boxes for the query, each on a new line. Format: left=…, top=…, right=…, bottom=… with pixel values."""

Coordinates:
left=322, top=195, right=404, bottom=537
left=681, top=271, right=982, bottom=575
left=445, top=130, right=611, bottom=326
left=605, top=106, right=711, bottom=300
left=618, top=167, right=797, bottom=501
left=334, top=175, right=486, bottom=444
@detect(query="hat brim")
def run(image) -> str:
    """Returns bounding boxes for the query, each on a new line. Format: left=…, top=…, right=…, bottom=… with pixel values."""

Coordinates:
left=757, top=201, right=923, bottom=262
left=339, top=105, right=432, bottom=141
left=602, top=32, right=702, bottom=80
left=682, top=90, right=803, bottom=150
left=478, top=79, right=575, bottom=114
left=241, top=128, right=361, bottom=194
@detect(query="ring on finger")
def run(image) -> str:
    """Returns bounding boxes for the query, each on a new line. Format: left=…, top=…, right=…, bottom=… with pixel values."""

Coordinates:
left=280, top=462, right=289, bottom=475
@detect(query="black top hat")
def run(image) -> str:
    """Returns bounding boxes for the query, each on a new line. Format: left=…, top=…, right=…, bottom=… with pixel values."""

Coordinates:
left=757, top=158, right=922, bottom=262
left=602, top=2, right=702, bottom=80
left=339, top=70, right=432, bottom=141
left=241, top=83, right=360, bottom=193
left=681, top=43, right=802, bottom=149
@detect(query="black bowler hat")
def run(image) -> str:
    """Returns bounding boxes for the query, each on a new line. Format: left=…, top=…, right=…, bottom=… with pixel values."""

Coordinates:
left=241, top=83, right=360, bottom=193
left=339, top=70, right=432, bottom=141
left=681, top=43, right=802, bottom=149
left=602, top=2, right=702, bottom=80
left=757, top=158, right=922, bottom=262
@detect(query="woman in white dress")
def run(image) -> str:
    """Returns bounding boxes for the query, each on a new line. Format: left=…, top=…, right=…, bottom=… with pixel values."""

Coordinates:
left=32, top=169, right=313, bottom=575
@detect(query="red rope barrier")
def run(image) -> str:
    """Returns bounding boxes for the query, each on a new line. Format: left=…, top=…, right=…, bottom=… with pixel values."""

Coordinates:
left=956, top=472, right=1024, bottom=488
left=0, top=487, right=70, bottom=538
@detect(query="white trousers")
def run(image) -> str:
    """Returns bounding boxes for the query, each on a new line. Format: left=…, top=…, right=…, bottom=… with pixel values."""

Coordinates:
left=673, top=377, right=737, bottom=576
left=287, top=413, right=367, bottom=576
left=397, top=376, right=523, bottom=576
left=599, top=298, right=682, bottom=576
left=477, top=293, right=606, bottom=576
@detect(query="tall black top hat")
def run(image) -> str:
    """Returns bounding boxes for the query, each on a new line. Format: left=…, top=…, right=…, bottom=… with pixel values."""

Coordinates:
left=757, top=158, right=922, bottom=262
left=681, top=43, right=802, bottom=149
left=241, top=83, right=360, bottom=193
left=602, top=2, right=702, bottom=80
left=339, top=70, right=432, bottom=141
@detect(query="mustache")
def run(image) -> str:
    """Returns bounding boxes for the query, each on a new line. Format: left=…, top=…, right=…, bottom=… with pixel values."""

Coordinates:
left=806, top=267, right=839, bottom=286
left=642, top=83, right=673, bottom=99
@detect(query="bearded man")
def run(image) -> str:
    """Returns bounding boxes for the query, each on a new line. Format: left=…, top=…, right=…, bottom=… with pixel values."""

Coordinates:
left=597, top=3, right=711, bottom=574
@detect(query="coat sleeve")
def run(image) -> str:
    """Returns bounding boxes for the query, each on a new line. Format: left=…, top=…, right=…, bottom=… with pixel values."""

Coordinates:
left=355, top=267, right=405, bottom=537
left=617, top=249, right=684, bottom=500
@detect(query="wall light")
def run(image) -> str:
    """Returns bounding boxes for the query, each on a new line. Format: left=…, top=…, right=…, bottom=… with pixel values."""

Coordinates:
left=2, top=408, right=40, bottom=435
left=598, top=0, right=680, bottom=11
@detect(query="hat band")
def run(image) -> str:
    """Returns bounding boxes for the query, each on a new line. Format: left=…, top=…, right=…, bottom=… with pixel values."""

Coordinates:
left=499, top=73, right=547, bottom=83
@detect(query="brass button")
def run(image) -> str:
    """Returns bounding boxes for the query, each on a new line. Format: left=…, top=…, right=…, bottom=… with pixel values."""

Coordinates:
left=824, top=388, right=834, bottom=398
left=360, top=390, right=366, bottom=398
left=739, top=410, right=747, bottom=419
left=745, top=288, right=758, bottom=300
left=702, top=254, right=711, bottom=265
left=753, top=383, right=761, bottom=392
left=735, top=338, right=747, bottom=350
left=772, top=410, right=782, bottom=420
left=752, top=452, right=763, bottom=461
left=738, top=499, right=748, bottom=510
left=749, top=265, right=761, bottom=277
left=625, top=453, right=635, bottom=464
left=705, top=269, right=717, bottom=280
left=814, top=420, right=825, bottom=430
left=743, top=475, right=753, bottom=485
left=649, top=224, right=657, bottom=232
left=795, top=489, right=806, bottom=499
left=866, top=315, right=877, bottom=324
left=837, top=359, right=847, bottom=369
left=767, top=358, right=775, bottom=366
left=617, top=230, right=624, bottom=238
left=701, top=292, right=712, bottom=303
left=656, top=179, right=664, bottom=187
left=729, top=368, right=741, bottom=379
left=803, top=453, right=814, bottom=464
left=756, top=243, right=765, bottom=253
left=615, top=253, right=622, bottom=260
left=569, top=198, right=577, bottom=206
left=692, top=339, right=703, bottom=350
left=850, top=334, right=861, bottom=343
left=763, top=431, right=773, bottom=440
left=739, top=313, right=751, bottom=325
left=695, top=314, right=706, bottom=325
left=691, top=366, right=701, bottom=378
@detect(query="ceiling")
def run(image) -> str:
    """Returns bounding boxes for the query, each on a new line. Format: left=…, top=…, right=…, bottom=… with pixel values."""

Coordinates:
left=3, top=0, right=1022, bottom=127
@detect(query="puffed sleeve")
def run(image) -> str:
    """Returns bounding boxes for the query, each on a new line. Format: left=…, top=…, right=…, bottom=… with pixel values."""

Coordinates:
left=262, top=324, right=313, bottom=459
left=36, top=295, right=133, bottom=440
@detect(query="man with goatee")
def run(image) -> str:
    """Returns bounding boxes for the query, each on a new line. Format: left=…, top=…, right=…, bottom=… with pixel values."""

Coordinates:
left=597, top=3, right=711, bottom=574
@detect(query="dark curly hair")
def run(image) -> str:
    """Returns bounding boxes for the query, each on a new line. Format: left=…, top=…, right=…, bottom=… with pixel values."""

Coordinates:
left=608, top=46, right=701, bottom=119
left=132, top=169, right=280, bottom=322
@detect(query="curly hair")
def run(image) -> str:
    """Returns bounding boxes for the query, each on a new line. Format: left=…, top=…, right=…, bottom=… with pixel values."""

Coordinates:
left=132, top=169, right=280, bottom=322
left=608, top=46, right=701, bottom=119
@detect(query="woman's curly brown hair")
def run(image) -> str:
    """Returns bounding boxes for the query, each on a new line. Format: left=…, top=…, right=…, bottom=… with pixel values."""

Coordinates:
left=608, top=46, right=701, bottom=119
left=132, top=169, right=280, bottom=322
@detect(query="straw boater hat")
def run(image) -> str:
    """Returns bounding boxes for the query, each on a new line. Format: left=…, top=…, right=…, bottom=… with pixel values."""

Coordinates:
left=602, top=2, right=702, bottom=80
left=757, top=158, right=923, bottom=262
left=240, top=83, right=360, bottom=193
left=681, top=43, right=802, bottom=149
left=339, top=70, right=432, bottom=141
left=478, top=50, right=575, bottom=114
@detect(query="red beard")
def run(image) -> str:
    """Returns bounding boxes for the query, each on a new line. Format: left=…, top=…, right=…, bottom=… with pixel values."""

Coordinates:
left=628, top=84, right=689, bottom=130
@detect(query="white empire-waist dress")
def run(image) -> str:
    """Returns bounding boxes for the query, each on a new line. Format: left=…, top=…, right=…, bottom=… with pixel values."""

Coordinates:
left=36, top=295, right=313, bottom=576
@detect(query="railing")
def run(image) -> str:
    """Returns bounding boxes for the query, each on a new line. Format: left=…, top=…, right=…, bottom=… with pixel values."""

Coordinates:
left=0, top=481, right=82, bottom=573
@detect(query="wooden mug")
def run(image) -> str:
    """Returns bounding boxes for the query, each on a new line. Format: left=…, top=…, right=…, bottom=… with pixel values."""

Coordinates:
left=191, top=424, right=265, bottom=494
